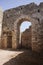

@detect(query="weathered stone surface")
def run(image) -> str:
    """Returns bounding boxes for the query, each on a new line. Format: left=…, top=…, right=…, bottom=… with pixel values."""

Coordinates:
left=1, top=2, right=43, bottom=52
left=0, top=8, right=3, bottom=48
left=21, top=26, right=32, bottom=49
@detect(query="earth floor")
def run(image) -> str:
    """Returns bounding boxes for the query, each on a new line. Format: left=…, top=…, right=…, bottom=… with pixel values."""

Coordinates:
left=0, top=49, right=43, bottom=65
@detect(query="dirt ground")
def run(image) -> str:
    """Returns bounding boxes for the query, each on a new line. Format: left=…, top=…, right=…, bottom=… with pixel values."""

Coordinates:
left=0, top=49, right=43, bottom=65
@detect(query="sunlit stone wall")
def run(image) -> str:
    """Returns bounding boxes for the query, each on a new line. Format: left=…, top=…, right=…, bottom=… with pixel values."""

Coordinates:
left=1, top=3, right=43, bottom=52
left=0, top=8, right=3, bottom=48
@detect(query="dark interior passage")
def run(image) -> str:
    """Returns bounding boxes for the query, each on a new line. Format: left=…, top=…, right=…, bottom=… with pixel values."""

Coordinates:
left=7, top=36, right=12, bottom=48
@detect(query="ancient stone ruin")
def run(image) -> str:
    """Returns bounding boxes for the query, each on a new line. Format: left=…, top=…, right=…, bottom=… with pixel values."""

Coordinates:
left=0, top=3, right=43, bottom=52
left=0, top=8, right=3, bottom=48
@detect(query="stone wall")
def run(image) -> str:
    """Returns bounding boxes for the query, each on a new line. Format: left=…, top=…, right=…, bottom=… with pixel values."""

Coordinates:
left=0, top=8, right=3, bottom=48
left=21, top=26, right=32, bottom=49
left=1, top=2, right=43, bottom=52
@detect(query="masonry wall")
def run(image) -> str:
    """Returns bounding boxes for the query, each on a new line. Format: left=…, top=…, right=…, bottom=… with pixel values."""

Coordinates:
left=0, top=8, right=3, bottom=48
left=1, top=2, right=43, bottom=52
left=21, top=26, right=32, bottom=49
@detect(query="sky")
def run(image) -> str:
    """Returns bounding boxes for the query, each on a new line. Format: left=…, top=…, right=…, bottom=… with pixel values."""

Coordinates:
left=0, top=0, right=43, bottom=32
left=0, top=0, right=43, bottom=11
left=20, top=21, right=31, bottom=32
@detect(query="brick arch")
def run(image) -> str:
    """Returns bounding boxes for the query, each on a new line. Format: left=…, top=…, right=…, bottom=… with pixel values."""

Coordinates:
left=13, top=15, right=37, bottom=50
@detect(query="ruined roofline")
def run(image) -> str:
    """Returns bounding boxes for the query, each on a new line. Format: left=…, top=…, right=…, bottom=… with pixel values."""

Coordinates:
left=3, top=2, right=37, bottom=12
left=21, top=28, right=30, bottom=34
left=3, top=2, right=43, bottom=13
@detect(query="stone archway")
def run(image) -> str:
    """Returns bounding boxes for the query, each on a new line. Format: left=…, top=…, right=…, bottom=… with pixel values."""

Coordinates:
left=12, top=15, right=38, bottom=51
left=2, top=3, right=43, bottom=52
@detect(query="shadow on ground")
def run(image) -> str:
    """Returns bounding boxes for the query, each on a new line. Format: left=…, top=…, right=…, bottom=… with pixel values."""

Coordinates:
left=3, top=49, right=43, bottom=65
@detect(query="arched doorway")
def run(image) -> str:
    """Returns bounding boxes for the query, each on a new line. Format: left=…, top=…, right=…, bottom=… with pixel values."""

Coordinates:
left=16, top=20, right=32, bottom=49
left=1, top=31, right=12, bottom=48
left=13, top=16, right=34, bottom=49
left=12, top=15, right=38, bottom=51
left=7, top=31, right=12, bottom=48
left=19, top=21, right=32, bottom=49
